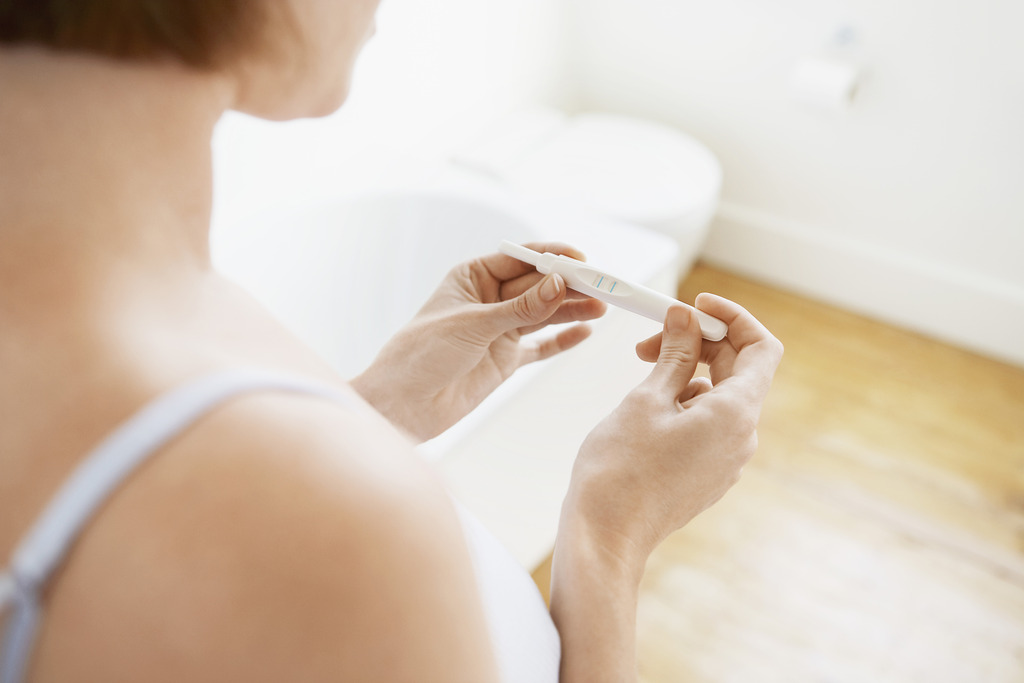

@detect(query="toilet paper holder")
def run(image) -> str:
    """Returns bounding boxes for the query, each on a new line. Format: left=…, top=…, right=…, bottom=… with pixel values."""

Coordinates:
left=789, top=24, right=865, bottom=112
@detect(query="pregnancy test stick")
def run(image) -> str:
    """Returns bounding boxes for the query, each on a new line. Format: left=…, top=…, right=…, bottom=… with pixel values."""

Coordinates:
left=499, top=240, right=728, bottom=341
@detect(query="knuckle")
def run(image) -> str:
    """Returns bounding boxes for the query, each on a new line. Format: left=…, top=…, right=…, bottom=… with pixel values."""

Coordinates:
left=736, top=409, right=759, bottom=438
left=658, top=344, right=698, bottom=369
left=510, top=292, right=540, bottom=322
left=731, top=467, right=744, bottom=486
left=707, top=393, right=752, bottom=428
left=707, top=396, right=759, bottom=447
left=457, top=262, right=483, bottom=288
left=741, top=431, right=759, bottom=461
left=628, top=384, right=662, bottom=411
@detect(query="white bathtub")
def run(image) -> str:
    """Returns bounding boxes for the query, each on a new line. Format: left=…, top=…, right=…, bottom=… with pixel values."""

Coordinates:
left=212, top=183, right=680, bottom=569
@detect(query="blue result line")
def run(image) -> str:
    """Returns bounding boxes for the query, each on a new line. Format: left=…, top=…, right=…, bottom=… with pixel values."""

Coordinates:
left=609, top=281, right=617, bottom=293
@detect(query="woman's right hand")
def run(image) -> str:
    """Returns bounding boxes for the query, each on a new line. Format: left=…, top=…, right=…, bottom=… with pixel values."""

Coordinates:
left=562, top=293, right=784, bottom=574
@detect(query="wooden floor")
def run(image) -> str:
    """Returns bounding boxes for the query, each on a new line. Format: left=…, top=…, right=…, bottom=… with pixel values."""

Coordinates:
left=532, top=263, right=1024, bottom=682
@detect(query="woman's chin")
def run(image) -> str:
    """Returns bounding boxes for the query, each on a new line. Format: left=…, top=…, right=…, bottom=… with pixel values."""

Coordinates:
left=235, top=79, right=351, bottom=121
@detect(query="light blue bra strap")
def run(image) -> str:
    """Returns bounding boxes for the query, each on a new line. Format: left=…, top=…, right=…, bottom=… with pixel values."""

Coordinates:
left=0, top=575, right=40, bottom=683
left=1, top=369, right=355, bottom=683
left=0, top=575, right=12, bottom=614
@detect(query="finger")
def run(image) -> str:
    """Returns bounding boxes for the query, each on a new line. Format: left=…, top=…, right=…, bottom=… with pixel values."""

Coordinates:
left=475, top=272, right=567, bottom=338
left=676, top=376, right=713, bottom=409
left=643, top=305, right=703, bottom=393
left=499, top=271, right=592, bottom=302
left=499, top=272, right=543, bottom=301
left=696, top=293, right=775, bottom=356
left=695, top=293, right=783, bottom=402
left=517, top=297, right=607, bottom=335
left=477, top=241, right=586, bottom=282
left=520, top=323, right=593, bottom=365
left=635, top=330, right=662, bottom=363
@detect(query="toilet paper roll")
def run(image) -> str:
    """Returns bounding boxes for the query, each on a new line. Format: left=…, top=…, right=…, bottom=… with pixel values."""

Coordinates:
left=789, top=58, right=860, bottom=110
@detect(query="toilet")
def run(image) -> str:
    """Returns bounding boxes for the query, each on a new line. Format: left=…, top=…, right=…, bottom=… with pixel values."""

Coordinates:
left=450, top=107, right=723, bottom=277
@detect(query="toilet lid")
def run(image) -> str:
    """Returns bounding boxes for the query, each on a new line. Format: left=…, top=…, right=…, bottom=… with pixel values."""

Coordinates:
left=502, top=113, right=722, bottom=224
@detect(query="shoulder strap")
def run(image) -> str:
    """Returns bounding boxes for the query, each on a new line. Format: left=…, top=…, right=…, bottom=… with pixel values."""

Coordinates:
left=1, top=369, right=356, bottom=683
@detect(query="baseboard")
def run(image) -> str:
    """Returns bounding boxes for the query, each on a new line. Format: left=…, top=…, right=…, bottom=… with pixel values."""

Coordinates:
left=701, top=202, right=1024, bottom=368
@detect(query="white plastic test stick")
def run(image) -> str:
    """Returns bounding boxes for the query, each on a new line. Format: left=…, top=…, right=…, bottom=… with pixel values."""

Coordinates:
left=499, top=241, right=728, bottom=342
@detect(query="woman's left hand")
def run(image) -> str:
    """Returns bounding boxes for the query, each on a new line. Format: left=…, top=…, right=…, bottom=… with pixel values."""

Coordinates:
left=351, top=243, right=606, bottom=442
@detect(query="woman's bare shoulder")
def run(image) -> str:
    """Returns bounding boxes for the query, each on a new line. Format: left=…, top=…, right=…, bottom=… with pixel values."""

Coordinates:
left=34, top=389, right=498, bottom=682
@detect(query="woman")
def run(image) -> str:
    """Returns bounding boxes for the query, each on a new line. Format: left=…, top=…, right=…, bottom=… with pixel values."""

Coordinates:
left=0, top=2, right=783, bottom=681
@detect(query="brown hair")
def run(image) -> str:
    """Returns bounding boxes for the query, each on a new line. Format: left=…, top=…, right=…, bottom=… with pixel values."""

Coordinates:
left=0, top=0, right=275, bottom=69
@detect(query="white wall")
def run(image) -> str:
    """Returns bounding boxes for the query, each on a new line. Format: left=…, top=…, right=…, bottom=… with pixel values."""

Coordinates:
left=561, top=0, right=1024, bottom=366
left=214, top=0, right=1024, bottom=366
left=212, top=0, right=565, bottom=231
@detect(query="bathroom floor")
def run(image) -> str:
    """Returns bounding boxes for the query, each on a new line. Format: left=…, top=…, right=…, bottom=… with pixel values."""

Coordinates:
left=532, top=263, right=1024, bottom=682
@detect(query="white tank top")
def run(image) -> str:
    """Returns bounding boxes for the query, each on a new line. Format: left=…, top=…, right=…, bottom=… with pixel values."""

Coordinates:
left=0, top=370, right=560, bottom=683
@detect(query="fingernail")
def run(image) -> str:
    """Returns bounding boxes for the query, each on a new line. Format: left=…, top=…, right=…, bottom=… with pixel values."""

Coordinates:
left=667, top=305, right=691, bottom=332
left=540, top=273, right=563, bottom=302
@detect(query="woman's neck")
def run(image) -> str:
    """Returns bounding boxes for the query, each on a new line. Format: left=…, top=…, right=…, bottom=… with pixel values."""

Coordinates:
left=0, top=47, right=235, bottom=303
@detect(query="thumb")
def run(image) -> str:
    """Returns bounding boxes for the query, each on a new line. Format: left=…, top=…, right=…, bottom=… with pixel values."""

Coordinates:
left=644, top=305, right=702, bottom=393
left=484, top=272, right=566, bottom=336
